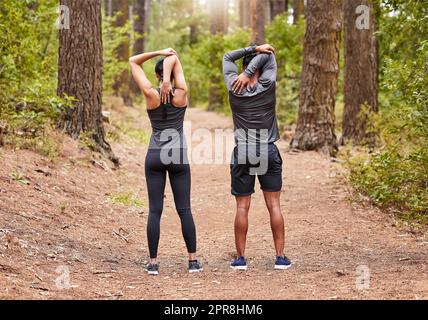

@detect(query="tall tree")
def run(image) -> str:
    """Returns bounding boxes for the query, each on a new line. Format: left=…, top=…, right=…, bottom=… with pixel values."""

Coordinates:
left=210, top=0, right=229, bottom=34
left=239, top=0, right=251, bottom=28
left=290, top=0, right=342, bottom=156
left=341, top=0, right=378, bottom=145
left=208, top=0, right=228, bottom=111
left=104, top=0, right=112, bottom=16
left=58, top=0, right=118, bottom=164
left=130, top=0, right=146, bottom=96
left=112, top=0, right=132, bottom=106
left=292, top=0, right=304, bottom=24
left=189, top=0, right=199, bottom=44
left=251, top=0, right=266, bottom=44
left=270, top=0, right=288, bottom=21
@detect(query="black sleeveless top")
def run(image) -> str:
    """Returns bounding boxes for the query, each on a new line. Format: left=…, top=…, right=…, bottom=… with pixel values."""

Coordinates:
left=147, top=89, right=187, bottom=150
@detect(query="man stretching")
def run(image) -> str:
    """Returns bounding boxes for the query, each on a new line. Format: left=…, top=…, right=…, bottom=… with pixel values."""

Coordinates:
left=223, top=44, right=292, bottom=270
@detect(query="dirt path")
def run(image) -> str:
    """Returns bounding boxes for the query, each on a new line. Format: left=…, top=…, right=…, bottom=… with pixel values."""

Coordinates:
left=0, top=107, right=427, bottom=300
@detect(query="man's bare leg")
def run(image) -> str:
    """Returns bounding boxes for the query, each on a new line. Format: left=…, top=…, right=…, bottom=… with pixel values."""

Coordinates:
left=263, top=191, right=284, bottom=256
left=234, top=196, right=252, bottom=257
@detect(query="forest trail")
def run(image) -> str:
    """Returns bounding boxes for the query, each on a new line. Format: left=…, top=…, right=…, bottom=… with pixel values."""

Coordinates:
left=0, top=107, right=427, bottom=300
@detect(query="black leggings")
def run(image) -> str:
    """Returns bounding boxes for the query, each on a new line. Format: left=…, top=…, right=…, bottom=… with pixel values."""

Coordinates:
left=145, top=149, right=196, bottom=259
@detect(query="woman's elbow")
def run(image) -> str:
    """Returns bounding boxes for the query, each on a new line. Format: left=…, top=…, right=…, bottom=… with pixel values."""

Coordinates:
left=165, top=54, right=178, bottom=64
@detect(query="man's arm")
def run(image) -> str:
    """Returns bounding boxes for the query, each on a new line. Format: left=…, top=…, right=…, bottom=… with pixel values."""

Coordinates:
left=223, top=45, right=257, bottom=91
left=230, top=44, right=276, bottom=94
left=245, top=53, right=277, bottom=88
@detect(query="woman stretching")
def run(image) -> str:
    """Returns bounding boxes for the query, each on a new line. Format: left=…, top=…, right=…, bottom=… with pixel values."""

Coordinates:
left=129, top=48, right=201, bottom=275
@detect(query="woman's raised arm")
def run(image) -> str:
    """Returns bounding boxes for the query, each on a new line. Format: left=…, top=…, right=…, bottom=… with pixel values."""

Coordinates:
left=171, top=56, right=188, bottom=93
left=129, top=48, right=177, bottom=105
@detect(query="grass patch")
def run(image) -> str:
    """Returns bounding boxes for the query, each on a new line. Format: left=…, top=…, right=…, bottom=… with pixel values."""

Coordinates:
left=103, top=97, right=151, bottom=146
left=2, top=121, right=62, bottom=159
left=10, top=170, right=30, bottom=185
left=109, top=192, right=146, bottom=208
left=339, top=145, right=428, bottom=225
left=123, top=127, right=151, bottom=145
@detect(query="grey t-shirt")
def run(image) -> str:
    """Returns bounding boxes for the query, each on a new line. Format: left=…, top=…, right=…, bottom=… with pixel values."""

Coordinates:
left=223, top=46, right=280, bottom=145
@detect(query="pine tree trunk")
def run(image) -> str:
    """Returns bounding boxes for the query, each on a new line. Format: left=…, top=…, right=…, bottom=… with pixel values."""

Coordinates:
left=58, top=0, right=118, bottom=165
left=188, top=0, right=199, bottom=108
left=104, top=0, right=112, bottom=16
left=341, top=0, right=378, bottom=146
left=130, top=0, right=146, bottom=96
left=251, top=0, right=266, bottom=44
left=209, top=0, right=229, bottom=34
left=271, top=0, right=288, bottom=21
left=112, top=0, right=132, bottom=106
left=290, top=0, right=342, bottom=156
left=238, top=0, right=251, bottom=28
left=292, top=0, right=304, bottom=24
left=242, top=0, right=251, bottom=27
left=189, top=0, right=198, bottom=44
left=238, top=0, right=245, bottom=27
left=209, top=0, right=228, bottom=111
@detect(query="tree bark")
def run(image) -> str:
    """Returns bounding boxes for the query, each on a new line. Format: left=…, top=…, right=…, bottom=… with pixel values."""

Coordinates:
left=292, top=0, right=304, bottom=24
left=189, top=0, right=199, bottom=44
left=270, top=0, right=288, bottom=21
left=290, top=0, right=342, bottom=156
left=238, top=0, right=244, bottom=27
left=341, top=0, right=378, bottom=146
left=104, top=0, right=112, bottom=16
left=58, top=0, right=118, bottom=165
left=240, top=0, right=251, bottom=28
left=209, top=0, right=229, bottom=34
left=130, top=0, right=146, bottom=96
left=251, top=0, right=266, bottom=44
left=112, top=0, right=132, bottom=106
left=208, top=0, right=228, bottom=111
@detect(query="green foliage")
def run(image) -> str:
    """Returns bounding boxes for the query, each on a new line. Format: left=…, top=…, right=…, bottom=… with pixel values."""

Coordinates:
left=109, top=192, right=146, bottom=208
left=146, top=0, right=206, bottom=52
left=145, top=5, right=303, bottom=123
left=5, top=130, right=62, bottom=158
left=182, top=29, right=252, bottom=112
left=102, top=13, right=134, bottom=95
left=59, top=203, right=67, bottom=214
left=123, top=127, right=151, bottom=145
left=266, top=15, right=305, bottom=127
left=103, top=100, right=151, bottom=146
left=10, top=170, right=29, bottom=185
left=111, top=115, right=151, bottom=145
left=345, top=0, right=428, bottom=223
left=79, top=131, right=99, bottom=151
left=0, top=0, right=70, bottom=155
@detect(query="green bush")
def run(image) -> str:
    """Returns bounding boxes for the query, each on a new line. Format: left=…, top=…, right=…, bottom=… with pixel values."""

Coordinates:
left=0, top=0, right=71, bottom=155
left=266, top=16, right=305, bottom=127
left=182, top=29, right=251, bottom=113
left=345, top=0, right=428, bottom=223
left=102, top=13, right=135, bottom=95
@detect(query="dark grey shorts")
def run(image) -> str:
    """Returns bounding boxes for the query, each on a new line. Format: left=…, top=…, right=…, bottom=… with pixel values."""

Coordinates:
left=230, top=144, right=283, bottom=196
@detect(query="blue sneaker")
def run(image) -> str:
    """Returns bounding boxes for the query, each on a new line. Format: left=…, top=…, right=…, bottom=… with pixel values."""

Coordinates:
left=230, top=256, right=247, bottom=270
left=274, top=256, right=292, bottom=270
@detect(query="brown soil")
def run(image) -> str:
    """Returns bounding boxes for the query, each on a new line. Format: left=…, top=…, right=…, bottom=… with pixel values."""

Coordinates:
left=0, top=107, right=427, bottom=300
